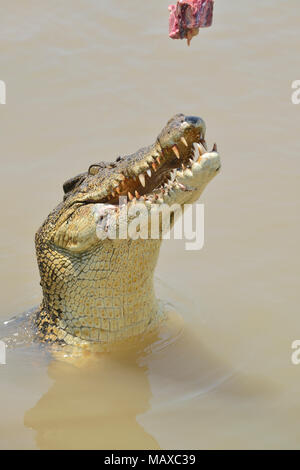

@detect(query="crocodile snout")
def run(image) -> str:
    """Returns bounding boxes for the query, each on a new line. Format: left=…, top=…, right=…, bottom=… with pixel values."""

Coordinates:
left=184, top=115, right=206, bottom=133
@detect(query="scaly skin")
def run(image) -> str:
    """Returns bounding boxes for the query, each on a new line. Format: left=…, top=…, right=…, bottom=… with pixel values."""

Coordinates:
left=35, top=114, right=220, bottom=347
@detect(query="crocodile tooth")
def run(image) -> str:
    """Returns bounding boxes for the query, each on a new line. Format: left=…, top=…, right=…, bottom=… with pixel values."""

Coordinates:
left=200, top=139, right=208, bottom=151
left=128, top=192, right=134, bottom=201
left=189, top=158, right=194, bottom=165
left=197, top=142, right=207, bottom=155
left=193, top=143, right=199, bottom=161
left=184, top=169, right=193, bottom=177
left=156, top=156, right=161, bottom=165
left=139, top=174, right=146, bottom=187
left=181, top=137, right=188, bottom=147
left=147, top=169, right=152, bottom=178
left=196, top=143, right=206, bottom=163
left=172, top=145, right=180, bottom=159
left=135, top=190, right=140, bottom=199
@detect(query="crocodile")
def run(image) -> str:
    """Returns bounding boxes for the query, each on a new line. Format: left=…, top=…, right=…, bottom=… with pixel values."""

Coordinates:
left=34, top=114, right=220, bottom=348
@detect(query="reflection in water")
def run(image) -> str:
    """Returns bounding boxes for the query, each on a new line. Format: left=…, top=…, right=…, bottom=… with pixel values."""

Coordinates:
left=23, top=309, right=183, bottom=450
left=23, top=305, right=278, bottom=450
left=24, top=349, right=160, bottom=450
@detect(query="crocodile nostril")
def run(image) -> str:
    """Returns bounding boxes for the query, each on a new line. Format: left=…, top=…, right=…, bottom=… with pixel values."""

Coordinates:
left=185, top=116, right=200, bottom=125
left=184, top=115, right=206, bottom=135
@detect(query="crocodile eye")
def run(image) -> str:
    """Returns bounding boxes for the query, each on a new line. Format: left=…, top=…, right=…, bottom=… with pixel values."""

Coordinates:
left=88, top=165, right=100, bottom=176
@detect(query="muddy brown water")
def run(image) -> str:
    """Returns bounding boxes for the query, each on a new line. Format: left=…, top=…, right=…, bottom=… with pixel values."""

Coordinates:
left=0, top=0, right=299, bottom=450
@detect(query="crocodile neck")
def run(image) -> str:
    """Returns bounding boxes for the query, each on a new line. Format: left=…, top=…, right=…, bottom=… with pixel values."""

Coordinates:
left=35, top=239, right=162, bottom=345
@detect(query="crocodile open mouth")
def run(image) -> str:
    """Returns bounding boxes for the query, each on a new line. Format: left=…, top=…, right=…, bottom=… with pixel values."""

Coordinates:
left=101, top=137, right=217, bottom=205
left=65, top=115, right=219, bottom=209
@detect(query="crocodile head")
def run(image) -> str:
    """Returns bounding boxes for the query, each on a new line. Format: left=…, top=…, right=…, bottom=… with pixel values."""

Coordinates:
left=62, top=113, right=219, bottom=215
left=35, top=114, right=220, bottom=346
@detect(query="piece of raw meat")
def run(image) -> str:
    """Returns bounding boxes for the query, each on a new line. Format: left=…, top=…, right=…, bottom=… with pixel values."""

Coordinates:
left=169, top=0, right=214, bottom=46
